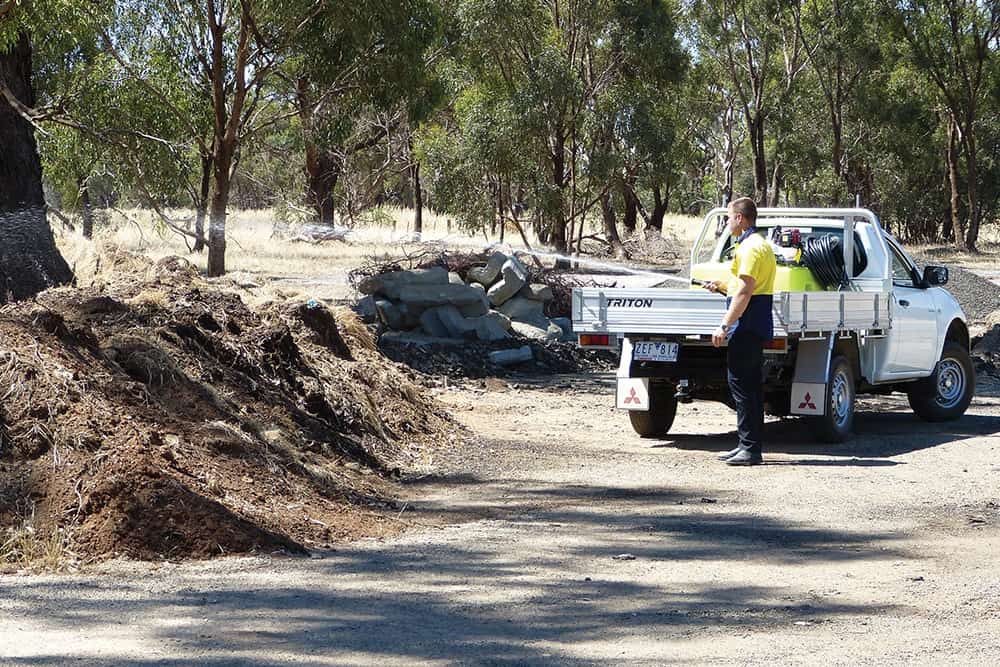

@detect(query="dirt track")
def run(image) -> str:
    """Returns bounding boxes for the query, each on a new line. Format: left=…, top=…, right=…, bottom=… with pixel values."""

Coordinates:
left=3, top=373, right=1000, bottom=665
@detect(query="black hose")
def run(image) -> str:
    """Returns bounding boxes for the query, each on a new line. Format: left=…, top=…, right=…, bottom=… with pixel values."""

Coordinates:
left=800, top=233, right=867, bottom=289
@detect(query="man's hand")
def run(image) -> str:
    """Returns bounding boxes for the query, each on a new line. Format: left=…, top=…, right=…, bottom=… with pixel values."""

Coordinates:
left=712, top=325, right=729, bottom=348
left=704, top=280, right=725, bottom=294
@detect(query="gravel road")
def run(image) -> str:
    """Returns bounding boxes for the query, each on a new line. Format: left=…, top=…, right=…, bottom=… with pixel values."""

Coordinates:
left=2, top=374, right=1000, bottom=665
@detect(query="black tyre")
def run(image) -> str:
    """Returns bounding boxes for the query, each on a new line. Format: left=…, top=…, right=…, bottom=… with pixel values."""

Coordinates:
left=814, top=355, right=855, bottom=443
left=628, top=385, right=678, bottom=438
left=764, top=391, right=791, bottom=417
left=907, top=341, right=975, bottom=422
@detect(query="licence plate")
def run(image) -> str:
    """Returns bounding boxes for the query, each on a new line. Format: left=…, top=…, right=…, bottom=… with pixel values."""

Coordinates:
left=632, top=341, right=679, bottom=362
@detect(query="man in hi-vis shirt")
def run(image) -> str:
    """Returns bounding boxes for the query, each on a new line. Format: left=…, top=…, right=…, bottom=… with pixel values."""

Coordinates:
left=704, top=197, right=776, bottom=466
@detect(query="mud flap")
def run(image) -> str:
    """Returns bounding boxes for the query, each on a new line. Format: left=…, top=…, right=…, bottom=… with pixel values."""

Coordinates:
left=617, top=377, right=650, bottom=411
left=791, top=334, right=835, bottom=416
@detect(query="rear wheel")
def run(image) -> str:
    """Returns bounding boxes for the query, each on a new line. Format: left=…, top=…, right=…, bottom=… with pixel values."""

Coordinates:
left=628, top=384, right=678, bottom=438
left=764, top=391, right=791, bottom=417
left=907, top=341, right=975, bottom=421
left=814, top=355, right=855, bottom=443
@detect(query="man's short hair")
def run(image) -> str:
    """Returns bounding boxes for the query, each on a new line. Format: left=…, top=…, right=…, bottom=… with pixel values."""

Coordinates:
left=731, top=197, right=757, bottom=224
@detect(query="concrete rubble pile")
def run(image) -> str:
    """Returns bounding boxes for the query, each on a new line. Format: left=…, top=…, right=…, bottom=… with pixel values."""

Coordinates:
left=356, top=252, right=573, bottom=364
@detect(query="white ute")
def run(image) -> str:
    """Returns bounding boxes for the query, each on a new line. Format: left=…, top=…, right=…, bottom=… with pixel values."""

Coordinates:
left=573, top=208, right=974, bottom=442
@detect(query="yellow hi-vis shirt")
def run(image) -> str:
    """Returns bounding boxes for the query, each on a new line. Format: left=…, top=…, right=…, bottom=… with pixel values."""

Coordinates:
left=726, top=229, right=776, bottom=340
left=727, top=230, right=776, bottom=296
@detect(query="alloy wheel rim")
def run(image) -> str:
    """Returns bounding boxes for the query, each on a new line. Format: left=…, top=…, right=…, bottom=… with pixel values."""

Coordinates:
left=935, top=358, right=965, bottom=408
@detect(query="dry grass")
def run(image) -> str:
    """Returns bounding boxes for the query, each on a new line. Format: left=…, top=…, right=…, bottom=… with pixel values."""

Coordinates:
left=1, top=519, right=76, bottom=573
left=908, top=241, right=1000, bottom=271
left=128, top=288, right=171, bottom=309
left=54, top=207, right=704, bottom=301
left=332, top=307, right=377, bottom=352
left=660, top=212, right=708, bottom=245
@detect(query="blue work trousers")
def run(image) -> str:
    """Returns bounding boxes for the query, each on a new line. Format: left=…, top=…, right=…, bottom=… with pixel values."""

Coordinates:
left=726, top=330, right=765, bottom=455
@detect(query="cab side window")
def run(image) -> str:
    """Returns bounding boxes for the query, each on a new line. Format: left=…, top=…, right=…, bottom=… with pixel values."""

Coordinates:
left=888, top=243, right=916, bottom=287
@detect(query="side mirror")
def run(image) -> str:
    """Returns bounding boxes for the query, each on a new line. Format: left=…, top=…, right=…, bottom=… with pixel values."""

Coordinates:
left=923, top=265, right=948, bottom=287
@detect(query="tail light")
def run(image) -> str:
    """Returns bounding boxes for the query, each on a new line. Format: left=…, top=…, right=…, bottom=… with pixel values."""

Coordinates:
left=579, top=334, right=611, bottom=347
left=763, top=338, right=787, bottom=351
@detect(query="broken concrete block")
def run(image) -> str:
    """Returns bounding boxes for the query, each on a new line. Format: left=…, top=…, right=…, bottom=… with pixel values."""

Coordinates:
left=448, top=272, right=464, bottom=285
left=511, top=321, right=564, bottom=341
left=498, top=296, right=546, bottom=324
left=358, top=266, right=449, bottom=299
left=487, top=257, right=529, bottom=306
left=519, top=283, right=554, bottom=302
left=510, top=321, right=547, bottom=340
left=435, top=305, right=478, bottom=338
left=419, top=308, right=451, bottom=337
left=489, top=345, right=533, bottom=366
left=467, top=251, right=508, bottom=287
left=397, top=283, right=490, bottom=308
left=380, top=331, right=465, bottom=347
left=469, top=311, right=512, bottom=342
left=458, top=290, right=490, bottom=318
left=551, top=317, right=574, bottom=340
left=355, top=295, right=378, bottom=323
left=375, top=299, right=403, bottom=329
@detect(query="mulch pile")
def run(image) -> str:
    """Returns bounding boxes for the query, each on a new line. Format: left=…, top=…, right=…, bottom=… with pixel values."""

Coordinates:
left=0, top=252, right=454, bottom=567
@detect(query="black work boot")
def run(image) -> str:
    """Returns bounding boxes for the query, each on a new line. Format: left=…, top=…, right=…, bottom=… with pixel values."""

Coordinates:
left=725, top=449, right=763, bottom=466
left=717, top=447, right=741, bottom=461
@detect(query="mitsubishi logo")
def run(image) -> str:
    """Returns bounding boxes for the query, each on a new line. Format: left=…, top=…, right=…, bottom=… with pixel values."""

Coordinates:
left=798, top=392, right=817, bottom=410
left=624, top=388, right=641, bottom=405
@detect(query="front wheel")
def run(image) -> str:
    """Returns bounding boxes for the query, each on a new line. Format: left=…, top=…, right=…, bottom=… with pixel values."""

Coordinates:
left=814, top=355, right=855, bottom=443
left=907, top=341, right=975, bottom=422
left=628, top=385, right=678, bottom=438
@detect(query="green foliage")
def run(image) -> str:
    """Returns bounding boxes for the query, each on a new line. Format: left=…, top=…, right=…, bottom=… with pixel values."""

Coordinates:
left=3, top=0, right=998, bottom=248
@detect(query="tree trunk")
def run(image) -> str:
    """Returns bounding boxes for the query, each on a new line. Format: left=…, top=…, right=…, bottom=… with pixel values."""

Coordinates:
left=768, top=161, right=783, bottom=207
left=193, top=152, right=211, bottom=252
left=306, top=149, right=339, bottom=226
left=79, top=176, right=94, bottom=239
left=600, top=191, right=625, bottom=258
left=411, top=159, right=423, bottom=236
left=207, top=144, right=233, bottom=277
left=534, top=214, right=549, bottom=245
left=721, top=158, right=734, bottom=206
left=831, top=111, right=844, bottom=205
left=497, top=182, right=506, bottom=243
left=945, top=116, right=961, bottom=244
left=962, top=127, right=979, bottom=251
left=621, top=178, right=638, bottom=235
left=748, top=114, right=768, bottom=205
left=0, top=33, right=73, bottom=303
left=648, top=186, right=669, bottom=231
left=296, top=77, right=339, bottom=227
left=550, top=132, right=569, bottom=256
left=719, top=103, right=736, bottom=205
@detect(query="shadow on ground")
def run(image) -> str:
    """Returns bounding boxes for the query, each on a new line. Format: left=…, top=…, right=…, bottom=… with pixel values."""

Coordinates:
left=660, top=400, right=1000, bottom=460
left=1, top=478, right=903, bottom=666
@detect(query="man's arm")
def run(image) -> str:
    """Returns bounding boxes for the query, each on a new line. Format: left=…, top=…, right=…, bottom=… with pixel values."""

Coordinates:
left=712, top=274, right=756, bottom=347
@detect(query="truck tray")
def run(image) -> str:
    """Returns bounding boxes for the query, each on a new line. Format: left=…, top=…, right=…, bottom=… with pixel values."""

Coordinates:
left=571, top=287, right=891, bottom=337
